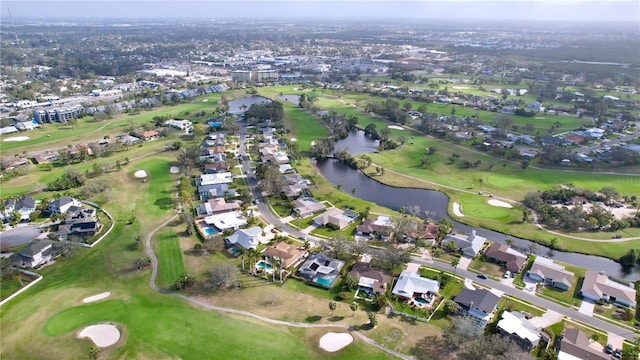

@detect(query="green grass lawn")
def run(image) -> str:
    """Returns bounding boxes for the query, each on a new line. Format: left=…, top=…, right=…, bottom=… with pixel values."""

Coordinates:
left=468, top=257, right=505, bottom=279
left=155, top=230, right=186, bottom=289
left=0, top=278, right=26, bottom=301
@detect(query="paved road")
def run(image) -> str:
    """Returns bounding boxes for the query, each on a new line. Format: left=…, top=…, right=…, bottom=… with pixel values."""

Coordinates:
left=0, top=225, right=42, bottom=248
left=411, top=256, right=640, bottom=341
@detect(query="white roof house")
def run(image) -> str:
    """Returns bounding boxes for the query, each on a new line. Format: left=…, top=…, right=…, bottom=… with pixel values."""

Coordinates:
left=165, top=119, right=193, bottom=131
left=225, top=226, right=264, bottom=250
left=392, top=270, right=440, bottom=299
left=204, top=211, right=247, bottom=232
left=198, top=172, right=233, bottom=186
left=496, top=311, right=541, bottom=351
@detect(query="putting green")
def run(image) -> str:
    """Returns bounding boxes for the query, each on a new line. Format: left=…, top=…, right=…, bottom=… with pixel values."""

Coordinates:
left=486, top=175, right=524, bottom=188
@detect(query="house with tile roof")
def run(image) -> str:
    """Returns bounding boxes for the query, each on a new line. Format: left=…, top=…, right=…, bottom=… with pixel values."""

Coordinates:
left=580, top=270, right=636, bottom=307
left=527, top=257, right=575, bottom=291
left=484, top=243, right=528, bottom=273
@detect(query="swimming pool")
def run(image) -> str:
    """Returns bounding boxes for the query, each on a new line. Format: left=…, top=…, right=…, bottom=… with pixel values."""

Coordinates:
left=256, top=260, right=272, bottom=270
left=415, top=297, right=430, bottom=306
left=203, top=226, right=218, bottom=235
left=313, top=276, right=336, bottom=288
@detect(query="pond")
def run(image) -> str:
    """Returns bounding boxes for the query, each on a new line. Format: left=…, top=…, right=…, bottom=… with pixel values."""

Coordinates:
left=227, top=95, right=272, bottom=115
left=315, top=132, right=640, bottom=281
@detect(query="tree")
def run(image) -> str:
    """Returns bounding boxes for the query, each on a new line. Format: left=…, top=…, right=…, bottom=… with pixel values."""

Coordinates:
left=329, top=301, right=337, bottom=316
left=191, top=123, right=205, bottom=139
left=619, top=249, right=638, bottom=267
left=527, top=243, right=539, bottom=256
left=444, top=299, right=458, bottom=315
left=209, top=262, right=239, bottom=287
left=350, top=301, right=359, bottom=317
left=133, top=256, right=152, bottom=270
left=368, top=311, right=378, bottom=328
left=451, top=256, right=460, bottom=276
left=600, top=186, right=619, bottom=204
left=88, top=346, right=101, bottom=360
left=342, top=275, right=358, bottom=291
left=174, top=273, right=195, bottom=290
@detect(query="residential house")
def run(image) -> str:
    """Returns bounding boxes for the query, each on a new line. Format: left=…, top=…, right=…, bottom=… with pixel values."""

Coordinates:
left=356, top=216, right=393, bottom=240
left=3, top=196, right=36, bottom=221
left=133, top=130, right=160, bottom=141
left=203, top=211, right=247, bottom=232
left=421, top=221, right=440, bottom=240
left=293, top=198, right=327, bottom=218
left=15, top=240, right=55, bottom=268
left=32, top=151, right=60, bottom=164
left=2, top=157, right=31, bottom=170
left=580, top=270, right=637, bottom=307
left=15, top=120, right=39, bottom=131
left=484, top=243, right=528, bottom=273
left=197, top=198, right=241, bottom=216
left=225, top=226, right=264, bottom=250
left=454, top=288, right=500, bottom=327
left=392, top=270, right=440, bottom=300
left=260, top=146, right=289, bottom=164
left=116, top=134, right=141, bottom=146
left=540, top=136, right=560, bottom=147
left=48, top=197, right=82, bottom=215
left=349, top=261, right=391, bottom=296
left=56, top=217, right=100, bottom=241
left=297, top=253, right=345, bottom=288
left=165, top=119, right=193, bottom=131
left=203, top=162, right=229, bottom=174
left=197, top=183, right=234, bottom=201
left=527, top=257, right=575, bottom=291
left=197, top=172, right=233, bottom=186
left=496, top=311, right=541, bottom=351
left=441, top=230, right=486, bottom=257
left=558, top=328, right=609, bottom=360
left=264, top=241, right=306, bottom=269
left=584, top=127, right=605, bottom=139
left=313, top=208, right=355, bottom=230
left=564, top=134, right=585, bottom=145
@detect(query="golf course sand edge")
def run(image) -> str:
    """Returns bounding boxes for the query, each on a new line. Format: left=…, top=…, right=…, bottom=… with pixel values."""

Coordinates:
left=453, top=202, right=464, bottom=217
left=83, top=292, right=111, bottom=303
left=488, top=199, right=513, bottom=208
left=78, top=324, right=120, bottom=348
left=319, top=332, right=353, bottom=352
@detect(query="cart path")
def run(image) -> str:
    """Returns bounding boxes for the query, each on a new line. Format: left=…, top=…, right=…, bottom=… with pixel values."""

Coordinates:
left=144, top=212, right=412, bottom=360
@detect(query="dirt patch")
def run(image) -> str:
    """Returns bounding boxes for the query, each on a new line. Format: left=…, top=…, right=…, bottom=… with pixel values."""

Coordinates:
left=82, top=292, right=111, bottom=303
left=488, top=199, right=513, bottom=208
left=319, top=332, right=353, bottom=352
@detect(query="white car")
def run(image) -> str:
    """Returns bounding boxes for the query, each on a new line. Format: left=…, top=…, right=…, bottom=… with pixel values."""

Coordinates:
left=503, top=271, right=511, bottom=278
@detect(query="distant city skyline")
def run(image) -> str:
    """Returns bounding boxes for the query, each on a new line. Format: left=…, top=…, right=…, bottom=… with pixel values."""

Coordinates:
left=2, top=0, right=639, bottom=23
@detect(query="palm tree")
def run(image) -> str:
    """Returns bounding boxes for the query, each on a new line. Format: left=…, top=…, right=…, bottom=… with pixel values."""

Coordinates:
left=451, top=256, right=460, bottom=276
left=246, top=248, right=257, bottom=274
left=238, top=247, right=246, bottom=271
left=271, top=256, right=276, bottom=282
left=329, top=301, right=337, bottom=316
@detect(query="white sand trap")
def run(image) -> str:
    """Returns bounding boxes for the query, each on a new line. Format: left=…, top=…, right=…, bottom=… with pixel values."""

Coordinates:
left=319, top=332, right=353, bottom=352
left=202, top=99, right=209, bottom=102
left=134, top=170, right=148, bottom=178
left=290, top=137, right=297, bottom=142
left=453, top=202, right=464, bottom=217
left=83, top=292, right=111, bottom=303
left=169, top=166, right=180, bottom=174
left=387, top=125, right=404, bottom=130
left=3, top=136, right=29, bottom=142
left=78, top=324, right=120, bottom=348
left=452, top=86, right=469, bottom=89
left=488, top=199, right=513, bottom=208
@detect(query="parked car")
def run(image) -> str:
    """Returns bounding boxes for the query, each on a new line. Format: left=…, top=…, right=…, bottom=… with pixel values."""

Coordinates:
left=604, top=344, right=613, bottom=354
left=504, top=271, right=511, bottom=278
left=477, top=273, right=487, bottom=279
left=613, top=348, right=622, bottom=358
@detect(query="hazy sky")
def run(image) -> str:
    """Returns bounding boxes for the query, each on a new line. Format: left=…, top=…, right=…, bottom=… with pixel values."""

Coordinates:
left=2, top=0, right=639, bottom=22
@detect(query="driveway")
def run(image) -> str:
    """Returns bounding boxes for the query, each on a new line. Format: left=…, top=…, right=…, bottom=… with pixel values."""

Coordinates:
left=529, top=309, right=564, bottom=329
left=457, top=256, right=472, bottom=270
left=0, top=225, right=42, bottom=248
left=523, top=275, right=538, bottom=293
left=607, top=332, right=625, bottom=350
left=578, top=299, right=595, bottom=317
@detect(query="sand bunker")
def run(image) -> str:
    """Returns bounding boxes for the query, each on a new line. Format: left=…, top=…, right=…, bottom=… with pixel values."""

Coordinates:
left=290, top=137, right=297, bottom=142
left=134, top=170, right=148, bottom=178
left=2, top=136, right=29, bottom=142
left=452, top=86, right=469, bottom=89
left=453, top=202, right=464, bottom=217
left=319, top=332, right=353, bottom=352
left=387, top=125, right=404, bottom=130
left=169, top=166, right=180, bottom=174
left=78, top=324, right=120, bottom=348
left=488, top=199, right=513, bottom=208
left=83, top=292, right=111, bottom=303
